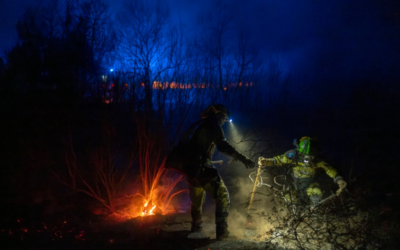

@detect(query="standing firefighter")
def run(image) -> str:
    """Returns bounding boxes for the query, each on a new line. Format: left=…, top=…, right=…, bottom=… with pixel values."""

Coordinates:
left=259, top=137, right=347, bottom=207
left=167, top=104, right=255, bottom=240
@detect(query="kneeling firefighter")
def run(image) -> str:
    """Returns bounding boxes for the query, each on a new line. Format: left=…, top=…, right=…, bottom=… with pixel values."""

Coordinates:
left=170, top=104, right=255, bottom=240
left=259, top=137, right=347, bottom=207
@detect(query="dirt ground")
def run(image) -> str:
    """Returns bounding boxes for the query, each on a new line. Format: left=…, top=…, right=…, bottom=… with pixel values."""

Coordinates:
left=0, top=209, right=268, bottom=250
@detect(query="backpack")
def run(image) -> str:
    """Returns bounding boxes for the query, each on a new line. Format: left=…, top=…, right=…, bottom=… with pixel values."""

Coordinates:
left=165, top=120, right=205, bottom=178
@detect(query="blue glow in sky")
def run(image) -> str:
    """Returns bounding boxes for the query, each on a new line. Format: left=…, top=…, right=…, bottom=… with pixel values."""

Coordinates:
left=1, top=0, right=400, bottom=85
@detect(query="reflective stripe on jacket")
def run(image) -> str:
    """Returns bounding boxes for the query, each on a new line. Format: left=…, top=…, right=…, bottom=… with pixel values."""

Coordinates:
left=273, top=153, right=338, bottom=179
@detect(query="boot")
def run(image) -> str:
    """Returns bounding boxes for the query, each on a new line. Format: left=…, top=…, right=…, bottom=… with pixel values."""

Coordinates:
left=191, top=222, right=203, bottom=233
left=188, top=222, right=209, bottom=239
left=216, top=226, right=230, bottom=241
left=215, top=207, right=232, bottom=240
left=190, top=209, right=203, bottom=232
left=216, top=224, right=239, bottom=241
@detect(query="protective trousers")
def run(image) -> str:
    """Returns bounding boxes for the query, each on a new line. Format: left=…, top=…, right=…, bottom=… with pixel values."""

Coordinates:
left=187, top=176, right=230, bottom=230
left=285, top=176, right=322, bottom=206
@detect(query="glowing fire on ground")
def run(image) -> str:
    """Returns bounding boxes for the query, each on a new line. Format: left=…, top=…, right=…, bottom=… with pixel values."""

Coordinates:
left=141, top=202, right=157, bottom=216
left=126, top=119, right=187, bottom=219
left=127, top=170, right=187, bottom=218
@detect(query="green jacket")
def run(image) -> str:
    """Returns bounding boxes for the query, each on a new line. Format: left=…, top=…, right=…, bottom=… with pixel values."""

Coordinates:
left=273, top=150, right=339, bottom=180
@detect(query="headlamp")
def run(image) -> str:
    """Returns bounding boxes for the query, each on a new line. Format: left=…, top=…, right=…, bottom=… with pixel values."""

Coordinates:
left=219, top=112, right=229, bottom=122
left=303, top=155, right=314, bottom=164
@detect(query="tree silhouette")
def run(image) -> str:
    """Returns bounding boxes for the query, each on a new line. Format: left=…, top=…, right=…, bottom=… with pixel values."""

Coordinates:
left=117, top=0, right=170, bottom=113
left=198, top=0, right=236, bottom=89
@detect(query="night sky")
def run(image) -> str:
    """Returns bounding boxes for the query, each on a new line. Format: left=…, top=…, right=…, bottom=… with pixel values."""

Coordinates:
left=1, top=1, right=400, bottom=246
left=1, top=0, right=400, bottom=84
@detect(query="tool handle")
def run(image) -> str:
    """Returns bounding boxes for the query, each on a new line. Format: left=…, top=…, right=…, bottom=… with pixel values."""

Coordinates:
left=211, top=160, right=223, bottom=165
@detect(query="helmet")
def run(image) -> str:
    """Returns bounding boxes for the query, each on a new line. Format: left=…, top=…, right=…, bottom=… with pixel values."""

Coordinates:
left=297, top=136, right=319, bottom=156
left=298, top=136, right=312, bottom=155
left=297, top=136, right=320, bottom=163
left=201, top=104, right=229, bottom=122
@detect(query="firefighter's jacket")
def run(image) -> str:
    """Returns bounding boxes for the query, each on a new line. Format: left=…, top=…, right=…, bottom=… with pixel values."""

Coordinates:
left=272, top=150, right=338, bottom=180
left=182, top=117, right=241, bottom=167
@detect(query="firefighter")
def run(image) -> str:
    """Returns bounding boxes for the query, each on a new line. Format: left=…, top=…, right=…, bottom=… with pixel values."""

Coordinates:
left=185, top=104, right=255, bottom=240
left=259, top=137, right=347, bottom=207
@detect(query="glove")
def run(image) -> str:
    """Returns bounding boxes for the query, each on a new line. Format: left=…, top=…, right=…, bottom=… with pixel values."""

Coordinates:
left=242, top=157, right=256, bottom=169
left=258, top=157, right=275, bottom=167
left=235, top=153, right=255, bottom=169
left=336, top=179, right=347, bottom=195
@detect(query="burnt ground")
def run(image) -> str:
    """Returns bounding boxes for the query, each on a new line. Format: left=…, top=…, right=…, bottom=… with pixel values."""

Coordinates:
left=1, top=166, right=400, bottom=250
left=2, top=176, right=399, bottom=250
left=0, top=206, right=267, bottom=250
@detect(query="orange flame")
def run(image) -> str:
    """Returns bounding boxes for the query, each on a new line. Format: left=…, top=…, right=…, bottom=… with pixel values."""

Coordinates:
left=127, top=119, right=188, bottom=219
left=141, top=201, right=157, bottom=216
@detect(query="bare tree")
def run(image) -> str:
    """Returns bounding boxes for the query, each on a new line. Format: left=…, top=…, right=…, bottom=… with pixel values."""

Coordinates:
left=198, top=0, right=236, bottom=89
left=38, top=0, right=63, bottom=40
left=234, top=27, right=257, bottom=93
left=62, top=0, right=80, bottom=37
left=79, top=0, right=116, bottom=99
left=117, top=0, right=170, bottom=113
left=79, top=0, right=116, bottom=63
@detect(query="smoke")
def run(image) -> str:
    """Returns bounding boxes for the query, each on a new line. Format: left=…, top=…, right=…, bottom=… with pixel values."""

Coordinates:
left=227, top=177, right=253, bottom=235
left=227, top=175, right=279, bottom=238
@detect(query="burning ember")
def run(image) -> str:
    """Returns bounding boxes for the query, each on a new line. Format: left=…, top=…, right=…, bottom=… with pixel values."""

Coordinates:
left=141, top=202, right=156, bottom=216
